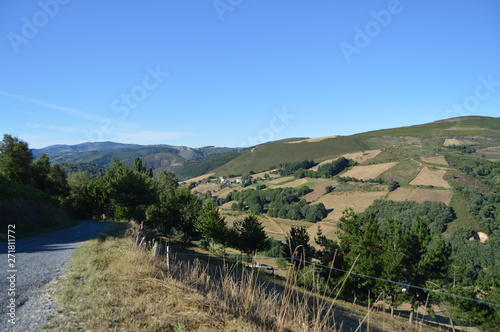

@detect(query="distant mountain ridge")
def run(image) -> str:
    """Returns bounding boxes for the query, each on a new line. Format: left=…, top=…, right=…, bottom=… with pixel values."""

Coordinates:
left=32, top=141, right=239, bottom=178
left=32, top=141, right=142, bottom=155
left=30, top=116, right=500, bottom=179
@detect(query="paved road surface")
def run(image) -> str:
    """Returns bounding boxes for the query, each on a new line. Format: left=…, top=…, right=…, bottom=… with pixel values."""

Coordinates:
left=0, top=221, right=110, bottom=331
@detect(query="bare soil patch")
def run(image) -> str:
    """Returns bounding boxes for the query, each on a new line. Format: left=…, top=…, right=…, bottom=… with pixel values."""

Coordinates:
left=192, top=182, right=219, bottom=193
left=216, top=185, right=247, bottom=198
left=303, top=179, right=338, bottom=202
left=285, top=135, right=337, bottom=144
left=443, top=138, right=461, bottom=146
left=251, top=170, right=280, bottom=180
left=272, top=178, right=310, bottom=189
left=445, top=126, right=485, bottom=131
left=267, top=176, right=294, bottom=185
left=387, top=187, right=452, bottom=205
left=310, top=150, right=382, bottom=171
left=316, top=191, right=387, bottom=221
left=420, top=155, right=448, bottom=166
left=342, top=162, right=398, bottom=180
left=410, top=167, right=451, bottom=188
left=181, top=173, right=214, bottom=183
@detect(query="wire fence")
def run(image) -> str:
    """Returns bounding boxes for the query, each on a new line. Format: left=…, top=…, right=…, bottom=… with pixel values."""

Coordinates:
left=164, top=250, right=500, bottom=309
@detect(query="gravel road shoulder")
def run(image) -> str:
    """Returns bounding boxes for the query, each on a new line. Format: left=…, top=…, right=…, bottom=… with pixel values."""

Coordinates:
left=0, top=220, right=110, bottom=331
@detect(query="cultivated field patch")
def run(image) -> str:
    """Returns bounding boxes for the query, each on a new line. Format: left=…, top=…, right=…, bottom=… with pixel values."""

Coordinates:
left=420, top=155, right=448, bottom=166
left=443, top=138, right=461, bottom=146
left=410, top=167, right=451, bottom=188
left=316, top=191, right=387, bottom=221
left=285, top=135, right=338, bottom=144
left=303, top=179, right=339, bottom=202
left=310, top=150, right=382, bottom=171
left=215, top=185, right=248, bottom=198
left=445, top=126, right=485, bottom=131
left=182, top=172, right=214, bottom=183
left=387, top=187, right=452, bottom=205
left=251, top=170, right=280, bottom=180
left=271, top=178, right=311, bottom=189
left=341, top=162, right=399, bottom=180
left=267, top=176, right=294, bottom=185
left=193, top=182, right=219, bottom=193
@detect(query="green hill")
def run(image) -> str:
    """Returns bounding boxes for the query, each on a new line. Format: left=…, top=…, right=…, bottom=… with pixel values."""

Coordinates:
left=213, top=116, right=500, bottom=176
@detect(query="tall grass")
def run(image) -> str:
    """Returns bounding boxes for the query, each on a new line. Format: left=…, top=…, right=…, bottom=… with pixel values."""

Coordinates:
left=46, top=223, right=410, bottom=331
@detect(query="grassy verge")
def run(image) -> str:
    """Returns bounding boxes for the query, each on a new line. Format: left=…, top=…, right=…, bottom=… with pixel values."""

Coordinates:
left=45, top=222, right=255, bottom=331
left=45, top=222, right=423, bottom=331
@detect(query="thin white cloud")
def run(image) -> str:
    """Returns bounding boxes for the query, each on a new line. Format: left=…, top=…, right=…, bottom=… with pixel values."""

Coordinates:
left=19, top=133, right=87, bottom=149
left=0, top=91, right=103, bottom=122
left=27, top=123, right=84, bottom=133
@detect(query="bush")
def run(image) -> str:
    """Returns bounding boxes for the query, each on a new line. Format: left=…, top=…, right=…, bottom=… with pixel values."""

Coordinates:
left=387, top=180, right=400, bottom=191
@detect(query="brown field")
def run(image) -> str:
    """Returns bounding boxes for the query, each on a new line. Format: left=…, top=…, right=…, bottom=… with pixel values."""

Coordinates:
left=478, top=146, right=500, bottom=160
left=410, top=167, right=451, bottom=188
left=443, top=138, right=461, bottom=146
left=269, top=177, right=311, bottom=189
left=216, top=185, right=248, bottom=198
left=181, top=172, right=214, bottom=183
left=310, top=150, right=381, bottom=171
left=303, top=179, right=339, bottom=202
left=341, top=162, right=399, bottom=180
left=312, top=221, right=340, bottom=244
left=192, top=182, right=219, bottom=193
left=387, top=187, right=452, bottom=205
left=316, top=191, right=387, bottom=221
left=267, top=176, right=294, bottom=185
left=445, top=126, right=485, bottom=131
left=250, top=170, right=280, bottom=180
left=285, top=135, right=337, bottom=144
left=420, top=155, right=448, bottom=166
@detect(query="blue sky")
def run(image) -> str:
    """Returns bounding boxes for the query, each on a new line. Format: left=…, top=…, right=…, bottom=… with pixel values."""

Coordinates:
left=1, top=0, right=499, bottom=149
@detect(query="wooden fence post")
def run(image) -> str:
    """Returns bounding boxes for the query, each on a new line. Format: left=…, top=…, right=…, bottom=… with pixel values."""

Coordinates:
left=166, top=245, right=170, bottom=270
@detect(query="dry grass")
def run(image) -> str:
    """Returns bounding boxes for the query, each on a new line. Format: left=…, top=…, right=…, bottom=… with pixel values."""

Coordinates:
left=285, top=135, right=338, bottom=144
left=420, top=155, right=448, bottom=166
left=316, top=191, right=387, bottom=221
left=46, top=223, right=257, bottom=331
left=309, top=150, right=382, bottom=171
left=43, top=222, right=361, bottom=331
left=443, top=138, right=461, bottom=146
left=409, top=167, right=451, bottom=188
left=341, top=162, right=399, bottom=180
left=45, top=222, right=433, bottom=331
left=387, top=187, right=452, bottom=205
left=193, top=182, right=220, bottom=193
left=302, top=179, right=338, bottom=202
left=181, top=172, right=214, bottom=184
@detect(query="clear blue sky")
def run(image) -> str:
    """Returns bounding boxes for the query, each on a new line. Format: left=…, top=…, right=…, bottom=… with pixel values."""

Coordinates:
left=1, top=0, right=499, bottom=149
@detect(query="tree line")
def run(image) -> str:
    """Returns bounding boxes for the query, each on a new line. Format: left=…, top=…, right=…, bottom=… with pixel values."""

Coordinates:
left=226, top=186, right=328, bottom=222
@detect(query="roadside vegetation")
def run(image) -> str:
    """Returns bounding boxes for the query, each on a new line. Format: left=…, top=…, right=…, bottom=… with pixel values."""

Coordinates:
left=0, top=135, right=74, bottom=239
left=45, top=222, right=415, bottom=331
left=2, top=116, right=500, bottom=330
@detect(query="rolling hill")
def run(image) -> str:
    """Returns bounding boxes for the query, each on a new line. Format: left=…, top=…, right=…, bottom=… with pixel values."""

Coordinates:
left=180, top=116, right=500, bottom=244
left=36, top=116, right=500, bottom=179
left=212, top=116, right=500, bottom=176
